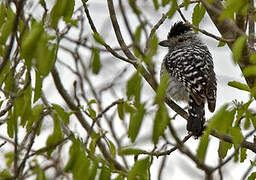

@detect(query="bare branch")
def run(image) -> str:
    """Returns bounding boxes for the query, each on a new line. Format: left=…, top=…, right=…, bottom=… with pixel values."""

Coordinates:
left=211, top=129, right=256, bottom=153
left=168, top=123, right=214, bottom=177
left=51, top=66, right=127, bottom=172
left=82, top=1, right=135, bottom=64
left=177, top=8, right=234, bottom=43
left=107, top=0, right=137, bottom=61
left=248, top=0, right=255, bottom=49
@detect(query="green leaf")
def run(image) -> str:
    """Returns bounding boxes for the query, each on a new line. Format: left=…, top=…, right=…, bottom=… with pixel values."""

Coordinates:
left=7, top=110, right=16, bottom=138
left=4, top=152, right=14, bottom=168
left=107, top=139, right=116, bottom=158
left=217, top=41, right=226, bottom=47
left=91, top=48, right=101, bottom=74
left=50, top=0, right=75, bottom=28
left=228, top=81, right=250, bottom=92
left=35, top=165, right=47, bottom=180
left=192, top=3, right=206, bottom=31
left=244, top=113, right=251, bottom=129
left=128, top=104, right=146, bottom=142
left=219, top=0, right=248, bottom=20
left=0, top=7, right=15, bottom=44
left=196, top=132, right=210, bottom=162
left=248, top=172, right=256, bottom=180
left=20, top=83, right=32, bottom=127
left=99, top=165, right=111, bottom=180
left=89, top=133, right=100, bottom=154
left=115, top=175, right=125, bottom=180
left=229, top=127, right=243, bottom=148
left=46, top=114, right=63, bottom=156
left=150, top=34, right=158, bottom=55
left=88, top=108, right=97, bottom=118
left=134, top=26, right=142, bottom=42
left=250, top=53, right=256, bottom=63
left=250, top=161, right=256, bottom=167
left=232, top=35, right=247, bottom=62
left=243, top=65, right=256, bottom=77
left=117, top=102, right=125, bottom=120
left=26, top=104, right=44, bottom=133
left=14, top=93, right=28, bottom=118
left=143, top=34, right=158, bottom=63
left=133, top=26, right=142, bottom=57
left=0, top=169, right=12, bottom=178
left=3, top=70, right=14, bottom=93
left=119, top=148, right=146, bottom=155
left=93, top=32, right=105, bottom=45
left=87, top=99, right=96, bottom=106
left=124, top=102, right=136, bottom=114
left=162, top=0, right=170, bottom=6
left=207, top=105, right=235, bottom=134
left=128, top=157, right=150, bottom=180
left=155, top=73, right=168, bottom=103
left=126, top=72, right=142, bottom=106
left=152, top=0, right=159, bottom=10
left=152, top=104, right=169, bottom=144
left=88, top=162, right=98, bottom=180
left=39, top=0, right=46, bottom=8
left=34, top=70, right=43, bottom=103
left=64, top=139, right=90, bottom=180
left=35, top=38, right=57, bottom=76
left=52, top=104, right=70, bottom=125
left=183, top=0, right=191, bottom=9
left=0, top=3, right=6, bottom=29
left=21, top=21, right=44, bottom=65
left=240, top=147, right=247, bottom=163
left=218, top=140, right=232, bottom=159
left=167, top=0, right=177, bottom=18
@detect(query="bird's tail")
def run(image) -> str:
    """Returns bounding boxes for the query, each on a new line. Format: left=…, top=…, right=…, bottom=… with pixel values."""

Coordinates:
left=186, top=95, right=205, bottom=137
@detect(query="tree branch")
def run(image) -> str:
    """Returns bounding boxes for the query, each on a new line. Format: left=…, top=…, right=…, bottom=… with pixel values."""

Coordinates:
left=200, top=0, right=256, bottom=88
left=51, top=66, right=127, bottom=172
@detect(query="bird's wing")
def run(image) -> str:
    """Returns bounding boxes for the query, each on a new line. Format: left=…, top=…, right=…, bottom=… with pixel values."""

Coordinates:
left=164, top=46, right=216, bottom=108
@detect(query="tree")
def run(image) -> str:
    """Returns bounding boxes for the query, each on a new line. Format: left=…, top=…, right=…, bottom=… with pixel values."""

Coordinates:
left=0, top=0, right=256, bottom=179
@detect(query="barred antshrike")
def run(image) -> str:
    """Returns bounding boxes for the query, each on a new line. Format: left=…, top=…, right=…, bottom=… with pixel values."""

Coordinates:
left=159, top=21, right=217, bottom=137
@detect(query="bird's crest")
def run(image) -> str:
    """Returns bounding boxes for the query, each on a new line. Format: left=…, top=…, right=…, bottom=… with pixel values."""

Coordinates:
left=168, top=21, right=192, bottom=39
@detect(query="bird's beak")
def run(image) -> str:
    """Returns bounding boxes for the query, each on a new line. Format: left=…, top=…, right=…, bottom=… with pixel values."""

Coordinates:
left=159, top=40, right=169, bottom=47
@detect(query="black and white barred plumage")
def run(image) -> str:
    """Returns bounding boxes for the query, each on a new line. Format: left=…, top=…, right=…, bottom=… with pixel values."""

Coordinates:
left=159, top=22, right=217, bottom=137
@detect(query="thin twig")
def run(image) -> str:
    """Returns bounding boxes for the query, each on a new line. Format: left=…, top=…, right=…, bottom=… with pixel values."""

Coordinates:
left=82, top=1, right=135, bottom=64
left=211, top=129, right=256, bottom=153
left=145, top=13, right=168, bottom=53
left=248, top=0, right=255, bottom=50
left=15, top=114, right=45, bottom=178
left=0, top=141, right=6, bottom=148
left=168, top=123, right=214, bottom=176
left=51, top=66, right=127, bottom=172
left=242, top=156, right=256, bottom=180
left=218, top=158, right=223, bottom=180
left=107, top=0, right=137, bottom=61
left=63, top=36, right=133, bottom=52
left=177, top=8, right=233, bottom=43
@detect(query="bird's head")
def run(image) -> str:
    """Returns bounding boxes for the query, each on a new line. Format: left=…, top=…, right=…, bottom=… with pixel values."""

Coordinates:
left=159, top=21, right=195, bottom=50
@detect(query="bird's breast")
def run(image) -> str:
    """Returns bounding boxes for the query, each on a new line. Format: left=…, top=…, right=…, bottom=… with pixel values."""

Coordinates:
left=160, top=62, right=189, bottom=102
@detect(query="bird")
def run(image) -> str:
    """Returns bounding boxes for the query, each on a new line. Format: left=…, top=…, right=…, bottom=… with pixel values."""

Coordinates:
left=159, top=21, right=217, bottom=137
